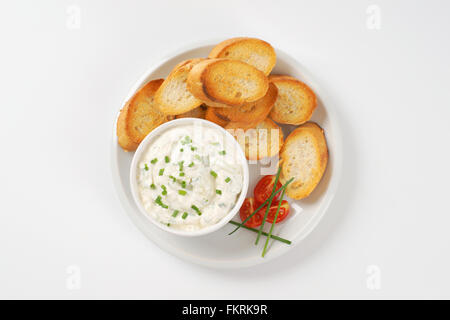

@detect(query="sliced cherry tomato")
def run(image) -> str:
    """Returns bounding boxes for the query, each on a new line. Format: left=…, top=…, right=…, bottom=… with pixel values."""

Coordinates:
left=239, top=198, right=263, bottom=228
left=254, top=175, right=282, bottom=205
left=262, top=200, right=290, bottom=224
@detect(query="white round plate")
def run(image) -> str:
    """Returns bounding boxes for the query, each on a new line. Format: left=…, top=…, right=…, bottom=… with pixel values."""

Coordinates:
left=111, top=41, right=343, bottom=269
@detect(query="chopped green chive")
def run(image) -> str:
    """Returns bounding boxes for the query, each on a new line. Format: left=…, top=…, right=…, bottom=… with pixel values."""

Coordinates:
left=161, top=185, right=167, bottom=195
left=155, top=196, right=168, bottom=209
left=191, top=146, right=197, bottom=151
left=167, top=223, right=170, bottom=227
left=210, top=170, right=218, bottom=178
left=172, top=210, right=179, bottom=217
left=182, top=212, right=188, bottom=219
left=178, top=190, right=187, bottom=196
left=144, top=164, right=149, bottom=171
left=219, top=150, right=226, bottom=155
left=178, top=161, right=184, bottom=171
left=159, top=168, right=164, bottom=176
left=215, top=189, right=222, bottom=195
left=180, top=148, right=184, bottom=152
left=169, top=175, right=176, bottom=182
left=151, top=158, right=158, bottom=164
left=188, top=162, right=194, bottom=167
left=191, top=205, right=202, bottom=216
left=181, top=136, right=192, bottom=145
left=181, top=181, right=187, bottom=189
left=225, top=177, right=231, bottom=183
left=179, top=172, right=185, bottom=177
left=150, top=183, right=156, bottom=190
left=165, top=156, right=170, bottom=163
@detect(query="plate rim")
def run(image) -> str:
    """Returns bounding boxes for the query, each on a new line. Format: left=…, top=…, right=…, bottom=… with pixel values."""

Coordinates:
left=110, top=40, right=344, bottom=269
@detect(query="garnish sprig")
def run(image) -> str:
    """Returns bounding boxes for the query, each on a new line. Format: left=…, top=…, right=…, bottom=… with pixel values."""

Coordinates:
left=262, top=187, right=287, bottom=257
left=255, top=167, right=282, bottom=245
left=228, top=221, right=291, bottom=245
left=228, top=177, right=294, bottom=235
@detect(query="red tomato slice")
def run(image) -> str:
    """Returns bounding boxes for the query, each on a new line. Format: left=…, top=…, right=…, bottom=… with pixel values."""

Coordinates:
left=239, top=198, right=263, bottom=228
left=264, top=200, right=290, bottom=224
left=254, top=175, right=282, bottom=205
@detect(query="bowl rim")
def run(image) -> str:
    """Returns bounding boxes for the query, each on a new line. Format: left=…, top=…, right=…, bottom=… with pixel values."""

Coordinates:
left=129, top=117, right=250, bottom=237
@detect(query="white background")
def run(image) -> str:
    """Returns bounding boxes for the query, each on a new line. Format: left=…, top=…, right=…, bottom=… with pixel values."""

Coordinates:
left=1, top=0, right=449, bottom=299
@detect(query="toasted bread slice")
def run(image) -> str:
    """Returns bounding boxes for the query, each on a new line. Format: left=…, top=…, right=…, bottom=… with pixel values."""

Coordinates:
left=208, top=37, right=276, bottom=75
left=205, top=107, right=229, bottom=127
left=154, top=59, right=204, bottom=115
left=175, top=104, right=207, bottom=119
left=117, top=79, right=173, bottom=151
left=213, top=82, right=277, bottom=123
left=269, top=75, right=317, bottom=125
left=226, top=118, right=283, bottom=160
left=279, top=122, right=328, bottom=199
left=187, top=58, right=269, bottom=108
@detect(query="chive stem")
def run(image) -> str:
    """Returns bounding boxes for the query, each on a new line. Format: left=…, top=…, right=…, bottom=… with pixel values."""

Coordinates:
left=228, top=221, right=291, bottom=245
left=155, top=196, right=168, bottom=209
left=228, top=177, right=294, bottom=235
left=262, top=187, right=287, bottom=257
left=191, top=205, right=202, bottom=216
left=256, top=167, right=282, bottom=245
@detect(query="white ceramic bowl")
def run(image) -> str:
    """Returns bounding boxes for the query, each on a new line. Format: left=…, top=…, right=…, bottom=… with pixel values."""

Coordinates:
left=129, top=117, right=250, bottom=237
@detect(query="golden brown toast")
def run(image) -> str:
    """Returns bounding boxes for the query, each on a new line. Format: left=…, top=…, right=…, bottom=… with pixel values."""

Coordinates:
left=208, top=37, right=276, bottom=75
left=226, top=118, right=283, bottom=160
left=269, top=75, right=317, bottom=125
left=205, top=107, right=229, bottom=127
left=175, top=104, right=207, bottom=119
left=213, top=82, right=277, bottom=123
left=187, top=58, right=269, bottom=108
left=154, top=59, right=204, bottom=115
left=117, top=79, right=173, bottom=151
left=279, top=122, right=328, bottom=199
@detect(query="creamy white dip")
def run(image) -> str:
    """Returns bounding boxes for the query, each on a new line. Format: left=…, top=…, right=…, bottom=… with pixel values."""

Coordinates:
left=136, top=124, right=243, bottom=231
